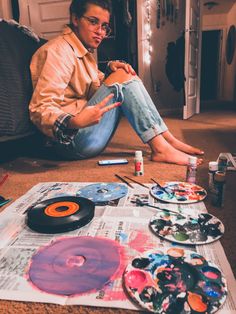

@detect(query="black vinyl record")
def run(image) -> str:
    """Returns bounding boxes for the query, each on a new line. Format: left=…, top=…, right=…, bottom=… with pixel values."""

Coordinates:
left=26, top=196, right=95, bottom=233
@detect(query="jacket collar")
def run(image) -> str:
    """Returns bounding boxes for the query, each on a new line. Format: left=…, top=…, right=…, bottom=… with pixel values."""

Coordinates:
left=62, top=25, right=90, bottom=58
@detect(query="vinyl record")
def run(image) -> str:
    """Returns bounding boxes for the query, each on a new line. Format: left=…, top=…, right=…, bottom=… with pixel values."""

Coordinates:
left=28, top=236, right=120, bottom=296
left=26, top=196, right=95, bottom=233
left=77, top=183, right=128, bottom=203
left=150, top=181, right=207, bottom=204
left=150, top=212, right=224, bottom=245
left=123, top=248, right=227, bottom=313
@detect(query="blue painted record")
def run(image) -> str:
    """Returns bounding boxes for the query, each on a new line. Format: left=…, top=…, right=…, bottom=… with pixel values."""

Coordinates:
left=77, top=183, right=128, bottom=203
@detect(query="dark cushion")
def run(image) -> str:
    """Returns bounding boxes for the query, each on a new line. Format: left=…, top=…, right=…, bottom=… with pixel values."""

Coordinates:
left=0, top=20, right=46, bottom=140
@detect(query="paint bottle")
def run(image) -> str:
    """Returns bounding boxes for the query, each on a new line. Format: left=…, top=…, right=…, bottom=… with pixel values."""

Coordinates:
left=186, top=156, right=197, bottom=184
left=134, top=150, right=144, bottom=176
left=211, top=171, right=226, bottom=207
left=218, top=155, right=228, bottom=173
left=208, top=161, right=218, bottom=192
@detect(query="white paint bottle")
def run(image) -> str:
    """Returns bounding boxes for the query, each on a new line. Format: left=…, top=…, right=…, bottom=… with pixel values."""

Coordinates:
left=134, top=151, right=144, bottom=176
left=186, top=156, right=197, bottom=184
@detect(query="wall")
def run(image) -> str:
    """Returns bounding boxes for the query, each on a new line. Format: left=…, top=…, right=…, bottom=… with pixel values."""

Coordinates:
left=202, top=3, right=236, bottom=102
left=138, top=0, right=186, bottom=115
left=225, top=3, right=236, bottom=102
left=0, top=0, right=12, bottom=19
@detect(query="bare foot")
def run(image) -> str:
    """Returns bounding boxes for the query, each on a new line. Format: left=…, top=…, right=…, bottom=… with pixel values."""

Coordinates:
left=149, top=134, right=203, bottom=165
left=151, top=146, right=202, bottom=165
left=163, top=131, right=204, bottom=155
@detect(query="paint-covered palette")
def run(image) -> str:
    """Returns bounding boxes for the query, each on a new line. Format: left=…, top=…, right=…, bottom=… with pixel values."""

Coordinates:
left=150, top=212, right=224, bottom=245
left=124, top=248, right=227, bottom=313
left=150, top=181, right=207, bottom=204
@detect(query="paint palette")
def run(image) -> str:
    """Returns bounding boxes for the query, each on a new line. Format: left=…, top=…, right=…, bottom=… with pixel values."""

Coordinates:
left=150, top=212, right=224, bottom=245
left=150, top=181, right=207, bottom=204
left=124, top=248, right=227, bottom=313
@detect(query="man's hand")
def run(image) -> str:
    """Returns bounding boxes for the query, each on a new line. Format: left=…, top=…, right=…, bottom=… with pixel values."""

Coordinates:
left=108, top=60, right=136, bottom=75
left=68, top=94, right=121, bottom=129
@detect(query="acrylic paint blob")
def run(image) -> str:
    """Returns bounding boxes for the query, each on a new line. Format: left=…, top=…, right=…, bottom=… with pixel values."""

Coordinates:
left=150, top=212, right=224, bottom=245
left=123, top=248, right=227, bottom=313
left=150, top=181, right=207, bottom=204
left=28, top=236, right=121, bottom=296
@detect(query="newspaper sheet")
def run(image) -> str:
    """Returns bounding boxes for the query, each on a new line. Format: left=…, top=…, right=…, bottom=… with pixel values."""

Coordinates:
left=0, top=182, right=235, bottom=313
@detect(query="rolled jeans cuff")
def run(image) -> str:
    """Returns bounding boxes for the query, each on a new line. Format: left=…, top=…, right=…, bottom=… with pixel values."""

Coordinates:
left=141, top=123, right=168, bottom=143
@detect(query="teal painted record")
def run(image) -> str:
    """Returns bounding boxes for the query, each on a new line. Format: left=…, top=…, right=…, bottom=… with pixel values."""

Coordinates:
left=77, top=183, right=128, bottom=203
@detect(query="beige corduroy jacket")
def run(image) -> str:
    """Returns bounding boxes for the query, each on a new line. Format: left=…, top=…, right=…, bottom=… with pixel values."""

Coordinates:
left=29, top=26, right=104, bottom=139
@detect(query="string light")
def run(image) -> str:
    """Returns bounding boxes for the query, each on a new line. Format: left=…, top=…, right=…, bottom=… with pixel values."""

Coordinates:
left=144, top=0, right=152, bottom=65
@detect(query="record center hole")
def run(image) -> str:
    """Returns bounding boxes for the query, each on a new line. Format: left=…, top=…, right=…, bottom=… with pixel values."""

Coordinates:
left=66, top=255, right=86, bottom=268
left=56, top=206, right=69, bottom=212
left=97, top=188, right=108, bottom=194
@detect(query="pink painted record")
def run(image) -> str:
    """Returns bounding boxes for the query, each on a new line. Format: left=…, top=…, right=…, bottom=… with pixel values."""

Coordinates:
left=28, top=236, right=121, bottom=296
left=123, top=248, right=227, bottom=313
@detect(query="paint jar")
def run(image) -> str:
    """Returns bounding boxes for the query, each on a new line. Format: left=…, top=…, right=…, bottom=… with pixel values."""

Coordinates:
left=134, top=150, right=144, bottom=176
left=208, top=161, right=218, bottom=193
left=218, top=155, right=228, bottom=173
left=186, top=156, right=197, bottom=184
left=211, top=171, right=226, bottom=207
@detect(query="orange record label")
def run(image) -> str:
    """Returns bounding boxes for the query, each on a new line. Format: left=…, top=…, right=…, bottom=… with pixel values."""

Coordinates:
left=45, top=201, right=79, bottom=217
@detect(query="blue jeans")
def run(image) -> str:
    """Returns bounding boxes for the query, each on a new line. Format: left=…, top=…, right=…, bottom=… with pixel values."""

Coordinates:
left=54, top=78, right=168, bottom=160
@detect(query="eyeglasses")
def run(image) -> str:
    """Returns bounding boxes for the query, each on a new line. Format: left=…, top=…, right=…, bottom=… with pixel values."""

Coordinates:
left=81, top=15, right=112, bottom=37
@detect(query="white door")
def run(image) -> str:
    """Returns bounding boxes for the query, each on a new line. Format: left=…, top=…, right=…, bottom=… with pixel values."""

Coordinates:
left=183, top=0, right=202, bottom=119
left=18, top=0, right=70, bottom=40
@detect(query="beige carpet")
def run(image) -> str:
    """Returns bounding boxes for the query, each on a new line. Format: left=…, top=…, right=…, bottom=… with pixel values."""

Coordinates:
left=0, top=109, right=236, bottom=313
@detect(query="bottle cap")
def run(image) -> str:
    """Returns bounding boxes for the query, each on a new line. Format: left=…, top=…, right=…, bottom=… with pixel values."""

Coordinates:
left=219, top=155, right=227, bottom=162
left=209, top=161, right=218, bottom=171
left=188, top=156, right=197, bottom=165
left=135, top=150, right=143, bottom=158
left=215, top=171, right=226, bottom=182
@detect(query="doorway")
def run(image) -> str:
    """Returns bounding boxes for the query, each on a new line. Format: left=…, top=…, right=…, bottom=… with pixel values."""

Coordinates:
left=200, top=30, right=221, bottom=101
left=97, top=0, right=138, bottom=73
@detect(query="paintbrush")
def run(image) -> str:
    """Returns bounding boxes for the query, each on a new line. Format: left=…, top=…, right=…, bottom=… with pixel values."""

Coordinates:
left=123, top=176, right=149, bottom=189
left=150, top=178, right=174, bottom=196
left=115, top=174, right=134, bottom=188
left=132, top=198, right=185, bottom=218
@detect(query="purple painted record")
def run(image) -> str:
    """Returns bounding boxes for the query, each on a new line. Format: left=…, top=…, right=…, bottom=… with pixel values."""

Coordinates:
left=150, top=212, right=224, bottom=245
left=28, top=236, right=120, bottom=296
left=124, top=248, right=227, bottom=313
left=150, top=181, right=207, bottom=204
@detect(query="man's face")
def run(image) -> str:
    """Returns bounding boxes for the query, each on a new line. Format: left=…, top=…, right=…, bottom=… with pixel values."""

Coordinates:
left=72, top=3, right=111, bottom=50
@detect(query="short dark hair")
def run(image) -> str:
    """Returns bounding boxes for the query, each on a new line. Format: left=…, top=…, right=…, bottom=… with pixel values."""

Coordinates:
left=70, top=0, right=112, bottom=18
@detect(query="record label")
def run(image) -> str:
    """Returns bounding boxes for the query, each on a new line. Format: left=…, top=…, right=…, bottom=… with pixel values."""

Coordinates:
left=124, top=248, right=227, bottom=313
left=77, top=183, right=128, bottom=203
left=45, top=201, right=79, bottom=217
left=150, top=181, right=207, bottom=204
left=28, top=236, right=121, bottom=296
left=27, top=196, right=94, bottom=233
